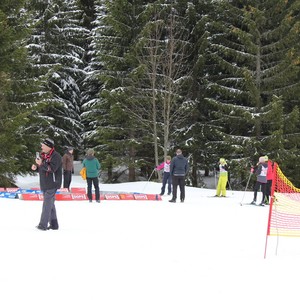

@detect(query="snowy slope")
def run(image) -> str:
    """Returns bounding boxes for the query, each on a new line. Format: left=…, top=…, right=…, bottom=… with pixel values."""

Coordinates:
left=0, top=175, right=300, bottom=300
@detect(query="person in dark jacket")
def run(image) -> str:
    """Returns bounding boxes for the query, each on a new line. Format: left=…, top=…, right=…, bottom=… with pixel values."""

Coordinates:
left=264, top=155, right=274, bottom=205
left=31, top=138, right=62, bottom=230
left=169, top=149, right=189, bottom=203
left=62, top=146, right=74, bottom=190
left=251, top=156, right=268, bottom=206
left=83, top=148, right=101, bottom=203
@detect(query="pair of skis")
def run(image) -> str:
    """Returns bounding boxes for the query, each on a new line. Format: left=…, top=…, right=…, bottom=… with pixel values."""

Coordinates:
left=240, top=201, right=268, bottom=207
left=239, top=172, right=269, bottom=206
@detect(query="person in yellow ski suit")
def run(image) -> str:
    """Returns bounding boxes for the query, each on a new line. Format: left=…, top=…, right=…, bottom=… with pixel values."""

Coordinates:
left=215, top=158, right=228, bottom=197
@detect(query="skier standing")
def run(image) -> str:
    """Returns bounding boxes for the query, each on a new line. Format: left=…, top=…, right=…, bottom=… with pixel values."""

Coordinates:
left=251, top=156, right=268, bottom=206
left=214, top=158, right=229, bottom=197
left=264, top=155, right=274, bottom=205
left=156, top=156, right=172, bottom=196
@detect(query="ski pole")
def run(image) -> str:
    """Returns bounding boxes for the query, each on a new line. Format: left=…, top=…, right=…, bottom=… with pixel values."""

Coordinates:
left=142, top=168, right=156, bottom=192
left=214, top=168, right=217, bottom=189
left=227, top=180, right=234, bottom=195
left=240, top=172, right=252, bottom=206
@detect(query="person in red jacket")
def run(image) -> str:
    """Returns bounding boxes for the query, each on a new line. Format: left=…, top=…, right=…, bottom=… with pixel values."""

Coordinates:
left=264, top=155, right=274, bottom=205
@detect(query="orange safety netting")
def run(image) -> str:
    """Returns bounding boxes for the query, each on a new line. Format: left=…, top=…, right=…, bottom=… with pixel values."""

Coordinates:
left=267, top=162, right=300, bottom=237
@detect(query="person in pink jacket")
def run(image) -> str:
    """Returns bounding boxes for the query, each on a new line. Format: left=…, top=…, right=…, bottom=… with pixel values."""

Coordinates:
left=156, top=156, right=172, bottom=196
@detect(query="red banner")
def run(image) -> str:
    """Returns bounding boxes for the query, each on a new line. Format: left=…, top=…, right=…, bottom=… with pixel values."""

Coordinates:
left=18, top=190, right=161, bottom=201
left=71, top=187, right=86, bottom=193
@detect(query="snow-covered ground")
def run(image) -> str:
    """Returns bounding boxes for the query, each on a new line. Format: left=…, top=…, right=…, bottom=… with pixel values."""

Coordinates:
left=1, top=175, right=300, bottom=300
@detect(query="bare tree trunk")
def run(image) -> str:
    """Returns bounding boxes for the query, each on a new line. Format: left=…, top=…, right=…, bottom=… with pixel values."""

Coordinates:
left=151, top=63, right=160, bottom=180
left=191, top=158, right=198, bottom=186
left=125, top=6, right=190, bottom=180
left=255, top=34, right=262, bottom=138
left=161, top=11, right=190, bottom=157
left=128, top=144, right=136, bottom=182
left=107, top=164, right=112, bottom=182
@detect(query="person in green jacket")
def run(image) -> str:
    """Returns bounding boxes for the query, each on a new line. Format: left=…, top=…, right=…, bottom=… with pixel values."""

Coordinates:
left=83, top=148, right=101, bottom=202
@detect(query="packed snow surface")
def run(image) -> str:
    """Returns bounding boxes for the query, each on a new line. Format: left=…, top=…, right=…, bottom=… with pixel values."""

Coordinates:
left=1, top=175, right=300, bottom=300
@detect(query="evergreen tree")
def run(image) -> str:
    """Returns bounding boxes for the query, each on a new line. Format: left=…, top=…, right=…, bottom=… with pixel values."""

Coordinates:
left=171, top=0, right=215, bottom=187
left=78, top=0, right=96, bottom=30
left=0, top=0, right=42, bottom=186
left=203, top=0, right=300, bottom=184
left=26, top=0, right=89, bottom=151
left=89, top=0, right=155, bottom=182
left=80, top=0, right=103, bottom=154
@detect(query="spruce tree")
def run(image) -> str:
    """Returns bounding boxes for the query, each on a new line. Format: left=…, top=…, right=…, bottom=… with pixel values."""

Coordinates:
left=203, top=0, right=300, bottom=184
left=0, top=0, right=41, bottom=185
left=80, top=0, right=103, bottom=153
left=88, top=0, right=155, bottom=182
left=170, top=0, right=216, bottom=187
left=26, top=0, right=89, bottom=151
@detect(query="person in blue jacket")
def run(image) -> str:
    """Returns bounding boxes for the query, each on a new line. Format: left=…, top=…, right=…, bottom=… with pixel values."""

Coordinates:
left=169, top=149, right=189, bottom=203
left=83, top=148, right=101, bottom=203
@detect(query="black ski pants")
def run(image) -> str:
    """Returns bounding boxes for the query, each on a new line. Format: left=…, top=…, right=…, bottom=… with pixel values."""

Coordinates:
left=172, top=175, right=185, bottom=201
left=87, top=177, right=100, bottom=201
left=63, top=170, right=72, bottom=189
left=253, top=181, right=267, bottom=204
left=265, top=180, right=272, bottom=201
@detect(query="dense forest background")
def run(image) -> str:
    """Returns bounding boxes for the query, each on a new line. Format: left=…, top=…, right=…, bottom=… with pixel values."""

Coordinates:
left=0, top=0, right=299, bottom=188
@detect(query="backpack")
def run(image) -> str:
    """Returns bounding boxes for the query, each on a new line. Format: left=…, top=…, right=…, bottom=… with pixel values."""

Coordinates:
left=80, top=167, right=86, bottom=180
